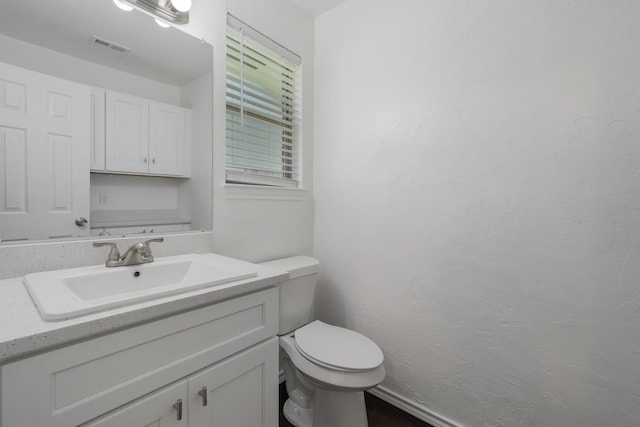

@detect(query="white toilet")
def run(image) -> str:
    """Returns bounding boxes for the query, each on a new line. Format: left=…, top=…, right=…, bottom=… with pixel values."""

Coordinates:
left=260, top=256, right=385, bottom=427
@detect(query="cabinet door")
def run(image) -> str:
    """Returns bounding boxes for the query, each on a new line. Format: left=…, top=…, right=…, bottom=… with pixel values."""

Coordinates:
left=0, top=61, right=90, bottom=241
left=105, top=90, right=149, bottom=174
left=149, top=101, right=186, bottom=176
left=189, top=337, right=279, bottom=427
left=81, top=381, right=188, bottom=427
left=90, top=87, right=106, bottom=171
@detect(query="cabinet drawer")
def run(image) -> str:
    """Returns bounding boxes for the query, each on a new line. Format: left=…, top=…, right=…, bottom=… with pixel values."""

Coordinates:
left=0, top=287, right=278, bottom=427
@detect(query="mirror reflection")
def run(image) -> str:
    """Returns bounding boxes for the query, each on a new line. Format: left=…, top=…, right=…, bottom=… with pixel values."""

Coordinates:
left=0, top=0, right=213, bottom=242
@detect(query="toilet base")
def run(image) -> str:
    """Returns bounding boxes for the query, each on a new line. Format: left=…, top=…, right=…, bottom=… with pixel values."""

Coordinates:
left=284, top=398, right=313, bottom=427
left=314, top=389, right=369, bottom=427
left=284, top=389, right=369, bottom=427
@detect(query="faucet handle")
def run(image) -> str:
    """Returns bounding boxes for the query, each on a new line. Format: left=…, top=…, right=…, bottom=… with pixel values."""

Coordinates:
left=142, top=237, right=164, bottom=258
left=144, top=238, right=164, bottom=244
left=93, top=241, right=121, bottom=262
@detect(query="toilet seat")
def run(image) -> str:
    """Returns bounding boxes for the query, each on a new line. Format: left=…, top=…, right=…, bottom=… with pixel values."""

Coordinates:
left=280, top=333, right=386, bottom=391
left=294, top=321, right=384, bottom=372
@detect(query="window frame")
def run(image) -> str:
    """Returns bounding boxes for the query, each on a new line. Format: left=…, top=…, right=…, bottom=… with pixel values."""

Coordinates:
left=225, top=15, right=302, bottom=189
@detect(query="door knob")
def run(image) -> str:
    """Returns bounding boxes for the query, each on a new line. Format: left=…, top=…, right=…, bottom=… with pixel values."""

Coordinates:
left=75, top=217, right=88, bottom=226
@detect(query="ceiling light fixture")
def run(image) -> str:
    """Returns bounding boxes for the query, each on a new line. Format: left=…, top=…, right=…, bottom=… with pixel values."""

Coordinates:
left=170, top=0, right=192, bottom=12
left=115, top=0, right=190, bottom=25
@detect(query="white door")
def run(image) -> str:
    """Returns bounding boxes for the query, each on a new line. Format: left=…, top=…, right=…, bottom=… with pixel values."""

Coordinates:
left=149, top=101, right=186, bottom=176
left=0, top=61, right=90, bottom=241
left=188, top=338, right=279, bottom=427
left=105, top=90, right=149, bottom=174
left=80, top=380, right=187, bottom=427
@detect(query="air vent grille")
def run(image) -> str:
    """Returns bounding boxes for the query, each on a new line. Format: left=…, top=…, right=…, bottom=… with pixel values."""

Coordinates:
left=88, top=35, right=131, bottom=54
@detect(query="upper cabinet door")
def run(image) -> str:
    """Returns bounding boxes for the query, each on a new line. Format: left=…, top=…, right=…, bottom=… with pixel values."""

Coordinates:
left=0, top=61, right=90, bottom=241
left=105, top=91, right=149, bottom=174
left=90, top=88, right=106, bottom=171
left=149, top=101, right=188, bottom=176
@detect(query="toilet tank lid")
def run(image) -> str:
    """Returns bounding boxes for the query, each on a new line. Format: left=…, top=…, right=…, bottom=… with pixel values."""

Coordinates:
left=259, top=256, right=319, bottom=279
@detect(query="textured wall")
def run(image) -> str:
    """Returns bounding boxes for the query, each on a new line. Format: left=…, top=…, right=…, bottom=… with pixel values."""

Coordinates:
left=313, top=1, right=640, bottom=426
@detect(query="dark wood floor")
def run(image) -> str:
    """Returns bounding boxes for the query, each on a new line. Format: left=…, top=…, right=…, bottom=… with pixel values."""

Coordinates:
left=279, top=383, right=434, bottom=427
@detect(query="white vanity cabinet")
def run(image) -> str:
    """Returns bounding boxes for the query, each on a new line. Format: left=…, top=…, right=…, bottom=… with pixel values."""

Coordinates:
left=0, top=287, right=279, bottom=427
left=102, top=90, right=191, bottom=177
left=82, top=339, right=277, bottom=427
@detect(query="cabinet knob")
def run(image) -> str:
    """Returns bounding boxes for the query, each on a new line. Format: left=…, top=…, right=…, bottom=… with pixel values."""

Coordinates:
left=75, top=217, right=88, bottom=226
left=198, top=386, right=208, bottom=406
left=173, top=399, right=183, bottom=421
left=152, top=157, right=156, bottom=164
left=143, top=157, right=148, bottom=164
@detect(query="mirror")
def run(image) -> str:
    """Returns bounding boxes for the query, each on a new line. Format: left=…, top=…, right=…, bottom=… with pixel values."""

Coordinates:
left=0, top=0, right=213, bottom=242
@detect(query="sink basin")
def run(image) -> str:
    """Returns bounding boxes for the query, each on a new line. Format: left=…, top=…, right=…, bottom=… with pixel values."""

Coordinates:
left=23, top=254, right=258, bottom=320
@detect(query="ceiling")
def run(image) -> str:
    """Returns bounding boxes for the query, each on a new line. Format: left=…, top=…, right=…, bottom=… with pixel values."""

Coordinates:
left=0, top=0, right=211, bottom=87
left=292, top=0, right=347, bottom=17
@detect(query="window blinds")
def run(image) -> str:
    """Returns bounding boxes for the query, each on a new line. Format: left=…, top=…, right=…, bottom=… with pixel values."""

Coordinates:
left=226, top=15, right=302, bottom=187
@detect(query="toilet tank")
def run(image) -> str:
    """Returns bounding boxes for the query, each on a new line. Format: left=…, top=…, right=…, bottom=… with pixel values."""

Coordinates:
left=260, top=256, right=320, bottom=335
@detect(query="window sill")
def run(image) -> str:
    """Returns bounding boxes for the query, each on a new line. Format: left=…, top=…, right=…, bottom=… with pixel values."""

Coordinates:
left=223, top=184, right=307, bottom=201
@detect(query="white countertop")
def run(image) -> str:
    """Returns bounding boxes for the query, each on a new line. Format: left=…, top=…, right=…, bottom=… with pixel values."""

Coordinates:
left=0, top=254, right=287, bottom=363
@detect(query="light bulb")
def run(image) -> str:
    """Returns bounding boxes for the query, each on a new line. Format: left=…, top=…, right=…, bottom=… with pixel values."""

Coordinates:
left=170, top=0, right=192, bottom=12
left=154, top=18, right=171, bottom=28
left=112, top=0, right=133, bottom=11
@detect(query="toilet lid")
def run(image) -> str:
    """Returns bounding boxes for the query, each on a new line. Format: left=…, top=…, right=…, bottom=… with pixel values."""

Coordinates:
left=294, top=321, right=383, bottom=372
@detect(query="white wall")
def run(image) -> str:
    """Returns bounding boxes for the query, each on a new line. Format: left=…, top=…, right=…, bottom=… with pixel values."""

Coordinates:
left=90, top=174, right=179, bottom=211
left=313, top=1, right=640, bottom=427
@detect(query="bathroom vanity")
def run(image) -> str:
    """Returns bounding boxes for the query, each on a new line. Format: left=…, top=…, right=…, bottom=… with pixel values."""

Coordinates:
left=0, top=254, right=286, bottom=427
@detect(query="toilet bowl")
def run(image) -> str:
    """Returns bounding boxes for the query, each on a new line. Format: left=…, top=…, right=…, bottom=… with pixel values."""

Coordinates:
left=260, top=256, right=385, bottom=427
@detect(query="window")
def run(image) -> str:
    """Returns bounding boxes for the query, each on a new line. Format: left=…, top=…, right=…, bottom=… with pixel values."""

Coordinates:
left=226, top=15, right=302, bottom=188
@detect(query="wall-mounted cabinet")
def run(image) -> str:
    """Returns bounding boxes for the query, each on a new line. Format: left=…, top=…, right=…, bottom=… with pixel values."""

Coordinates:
left=92, top=90, right=192, bottom=177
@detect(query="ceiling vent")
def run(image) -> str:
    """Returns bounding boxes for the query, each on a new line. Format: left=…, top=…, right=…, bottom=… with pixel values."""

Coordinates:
left=88, top=35, right=131, bottom=54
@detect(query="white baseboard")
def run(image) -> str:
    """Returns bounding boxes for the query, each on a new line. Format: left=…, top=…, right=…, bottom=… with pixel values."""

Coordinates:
left=367, top=385, right=464, bottom=427
left=279, top=369, right=463, bottom=427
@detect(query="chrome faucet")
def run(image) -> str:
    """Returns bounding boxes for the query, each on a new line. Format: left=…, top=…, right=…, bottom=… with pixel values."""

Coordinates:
left=93, top=238, right=164, bottom=267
